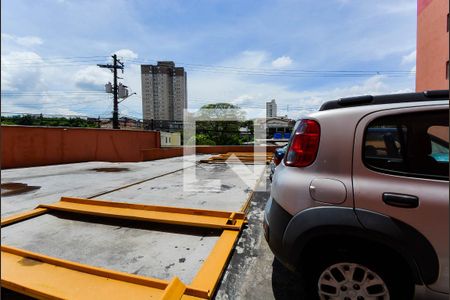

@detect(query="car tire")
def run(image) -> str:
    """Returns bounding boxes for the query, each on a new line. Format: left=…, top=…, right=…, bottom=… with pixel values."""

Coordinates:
left=301, top=247, right=415, bottom=300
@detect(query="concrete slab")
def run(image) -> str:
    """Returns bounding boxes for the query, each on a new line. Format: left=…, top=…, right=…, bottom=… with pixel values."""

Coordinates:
left=214, top=180, right=306, bottom=299
left=1, top=154, right=269, bottom=298
left=97, top=163, right=266, bottom=212
left=1, top=212, right=219, bottom=284
left=1, top=155, right=209, bottom=217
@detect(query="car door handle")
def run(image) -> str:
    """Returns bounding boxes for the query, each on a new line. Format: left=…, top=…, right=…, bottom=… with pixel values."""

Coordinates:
left=382, top=193, right=419, bottom=208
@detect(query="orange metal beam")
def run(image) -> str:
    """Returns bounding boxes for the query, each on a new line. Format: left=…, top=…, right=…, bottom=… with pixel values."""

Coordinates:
left=161, top=277, right=187, bottom=300
left=200, top=152, right=272, bottom=165
left=38, top=197, right=245, bottom=230
left=190, top=230, right=241, bottom=297
left=1, top=208, right=48, bottom=227
left=1, top=196, right=248, bottom=299
left=1, top=245, right=208, bottom=300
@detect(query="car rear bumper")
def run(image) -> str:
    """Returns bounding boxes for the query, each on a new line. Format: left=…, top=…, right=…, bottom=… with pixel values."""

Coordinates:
left=263, top=196, right=296, bottom=270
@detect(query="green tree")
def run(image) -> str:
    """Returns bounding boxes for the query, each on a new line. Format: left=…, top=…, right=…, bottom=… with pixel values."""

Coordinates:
left=1, top=115, right=98, bottom=128
left=193, top=134, right=216, bottom=145
left=17, top=115, right=34, bottom=125
left=195, top=103, right=247, bottom=145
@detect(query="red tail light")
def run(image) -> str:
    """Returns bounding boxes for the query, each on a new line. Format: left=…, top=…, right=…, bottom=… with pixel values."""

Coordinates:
left=273, top=156, right=282, bottom=166
left=284, top=119, right=320, bottom=167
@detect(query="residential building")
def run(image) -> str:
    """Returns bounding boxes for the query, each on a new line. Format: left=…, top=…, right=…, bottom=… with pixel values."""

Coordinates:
left=254, top=116, right=295, bottom=139
left=266, top=99, right=277, bottom=118
left=160, top=131, right=181, bottom=146
left=141, top=61, right=187, bottom=121
left=416, top=0, right=449, bottom=91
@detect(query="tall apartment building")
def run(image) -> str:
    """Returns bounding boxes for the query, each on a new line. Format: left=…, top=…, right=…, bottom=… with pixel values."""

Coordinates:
left=266, top=99, right=277, bottom=118
left=416, top=0, right=449, bottom=91
left=141, top=61, right=187, bottom=121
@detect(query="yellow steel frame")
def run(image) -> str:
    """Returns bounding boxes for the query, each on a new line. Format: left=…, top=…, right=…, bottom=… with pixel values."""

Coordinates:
left=1, top=197, right=246, bottom=299
left=200, top=152, right=272, bottom=165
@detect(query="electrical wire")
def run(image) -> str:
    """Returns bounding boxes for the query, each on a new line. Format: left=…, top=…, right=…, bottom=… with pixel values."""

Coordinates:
left=1, top=55, right=415, bottom=77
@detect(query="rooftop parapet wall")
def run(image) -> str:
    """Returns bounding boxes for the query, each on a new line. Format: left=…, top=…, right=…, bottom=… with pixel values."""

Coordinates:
left=141, top=145, right=279, bottom=161
left=1, top=126, right=161, bottom=169
left=1, top=126, right=279, bottom=168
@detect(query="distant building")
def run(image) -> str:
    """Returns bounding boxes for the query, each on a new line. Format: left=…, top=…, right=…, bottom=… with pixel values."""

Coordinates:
left=160, top=131, right=181, bottom=146
left=141, top=61, right=187, bottom=121
left=416, top=0, right=449, bottom=91
left=266, top=99, right=277, bottom=118
left=99, top=117, right=142, bottom=130
left=254, top=116, right=295, bottom=139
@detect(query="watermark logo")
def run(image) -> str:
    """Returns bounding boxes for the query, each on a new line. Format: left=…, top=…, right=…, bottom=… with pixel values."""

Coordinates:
left=182, top=107, right=268, bottom=193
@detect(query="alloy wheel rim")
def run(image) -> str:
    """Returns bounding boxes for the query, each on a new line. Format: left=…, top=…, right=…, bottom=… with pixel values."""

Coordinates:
left=318, top=262, right=390, bottom=300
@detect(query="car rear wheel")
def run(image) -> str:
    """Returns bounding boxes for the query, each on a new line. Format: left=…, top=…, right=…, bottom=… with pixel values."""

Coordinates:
left=302, top=248, right=414, bottom=300
left=317, top=262, right=389, bottom=300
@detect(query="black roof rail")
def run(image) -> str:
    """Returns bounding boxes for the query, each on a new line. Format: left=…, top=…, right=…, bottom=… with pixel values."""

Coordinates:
left=424, top=90, right=449, bottom=98
left=319, top=90, right=449, bottom=111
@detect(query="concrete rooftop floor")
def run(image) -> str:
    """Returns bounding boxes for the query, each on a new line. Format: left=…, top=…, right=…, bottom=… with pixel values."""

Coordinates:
left=1, top=156, right=438, bottom=299
left=1, top=155, right=265, bottom=217
left=1, top=155, right=266, bottom=288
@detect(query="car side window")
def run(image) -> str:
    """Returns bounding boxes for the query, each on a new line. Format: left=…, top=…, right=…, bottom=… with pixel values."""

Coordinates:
left=428, top=126, right=449, bottom=163
left=363, top=110, right=449, bottom=181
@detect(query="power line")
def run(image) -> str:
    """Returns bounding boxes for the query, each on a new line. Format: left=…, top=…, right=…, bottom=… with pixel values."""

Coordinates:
left=1, top=55, right=108, bottom=63
left=128, top=58, right=414, bottom=75
left=1, top=54, right=415, bottom=77
left=1, top=98, right=108, bottom=109
left=1, top=91, right=105, bottom=96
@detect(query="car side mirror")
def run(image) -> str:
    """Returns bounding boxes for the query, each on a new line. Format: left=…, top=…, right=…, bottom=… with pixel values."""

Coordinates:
left=275, top=149, right=285, bottom=161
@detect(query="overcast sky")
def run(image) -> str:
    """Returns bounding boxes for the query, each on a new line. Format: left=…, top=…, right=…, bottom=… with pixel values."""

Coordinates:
left=1, top=0, right=417, bottom=119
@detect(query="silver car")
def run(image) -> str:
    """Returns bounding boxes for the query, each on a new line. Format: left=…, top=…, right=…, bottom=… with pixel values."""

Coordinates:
left=264, top=90, right=449, bottom=300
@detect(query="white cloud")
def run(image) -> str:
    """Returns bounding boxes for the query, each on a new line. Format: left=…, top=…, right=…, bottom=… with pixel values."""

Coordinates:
left=1, top=33, right=43, bottom=47
left=223, top=51, right=269, bottom=69
left=188, top=53, right=414, bottom=119
left=74, top=66, right=111, bottom=89
left=401, top=50, right=416, bottom=65
left=1, top=33, right=12, bottom=41
left=271, top=56, right=293, bottom=68
left=1, top=49, right=115, bottom=116
left=113, top=49, right=138, bottom=60
left=0, top=45, right=415, bottom=120
left=221, top=51, right=293, bottom=70
left=16, top=36, right=43, bottom=47
left=1, top=51, right=44, bottom=91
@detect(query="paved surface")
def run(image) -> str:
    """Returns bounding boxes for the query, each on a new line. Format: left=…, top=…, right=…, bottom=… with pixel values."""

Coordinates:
left=1, top=155, right=266, bottom=287
left=1, top=155, right=265, bottom=217
left=97, top=162, right=266, bottom=212
left=215, top=178, right=306, bottom=300
left=1, top=158, right=442, bottom=299
left=2, top=213, right=219, bottom=284
left=1, top=156, right=201, bottom=217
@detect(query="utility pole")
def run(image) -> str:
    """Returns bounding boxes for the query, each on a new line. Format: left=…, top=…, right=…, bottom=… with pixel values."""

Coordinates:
left=98, top=54, right=124, bottom=129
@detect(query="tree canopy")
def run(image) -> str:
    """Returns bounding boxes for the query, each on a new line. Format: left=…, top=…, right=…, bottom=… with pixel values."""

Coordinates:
left=195, top=103, right=251, bottom=145
left=1, top=115, right=99, bottom=128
